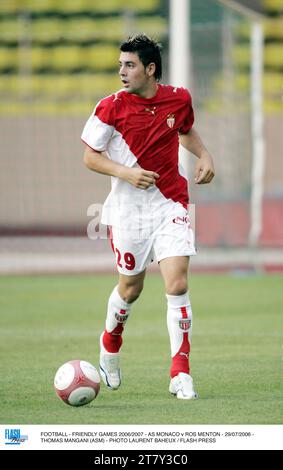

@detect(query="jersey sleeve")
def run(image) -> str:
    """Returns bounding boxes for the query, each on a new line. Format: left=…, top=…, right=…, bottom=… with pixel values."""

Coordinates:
left=81, top=96, right=115, bottom=151
left=179, top=89, right=194, bottom=134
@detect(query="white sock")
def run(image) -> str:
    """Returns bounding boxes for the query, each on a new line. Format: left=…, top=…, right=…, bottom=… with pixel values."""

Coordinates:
left=166, top=292, right=193, bottom=378
left=102, top=286, right=132, bottom=353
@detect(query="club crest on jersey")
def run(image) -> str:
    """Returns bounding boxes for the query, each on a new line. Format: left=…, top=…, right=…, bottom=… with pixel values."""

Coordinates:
left=115, top=310, right=128, bottom=323
left=179, top=318, right=191, bottom=330
left=167, top=113, right=175, bottom=128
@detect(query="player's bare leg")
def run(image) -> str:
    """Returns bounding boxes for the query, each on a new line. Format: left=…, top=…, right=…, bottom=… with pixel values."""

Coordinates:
left=159, top=256, right=197, bottom=400
left=99, top=270, right=146, bottom=390
left=118, top=270, right=146, bottom=303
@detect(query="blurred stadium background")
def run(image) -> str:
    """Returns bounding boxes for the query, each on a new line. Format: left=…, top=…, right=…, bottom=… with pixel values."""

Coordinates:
left=0, top=0, right=282, bottom=275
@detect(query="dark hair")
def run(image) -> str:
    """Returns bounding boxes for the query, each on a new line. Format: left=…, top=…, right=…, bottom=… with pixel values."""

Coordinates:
left=120, top=34, right=162, bottom=81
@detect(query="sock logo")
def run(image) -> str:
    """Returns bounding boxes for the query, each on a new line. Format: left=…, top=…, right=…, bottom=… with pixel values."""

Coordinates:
left=179, top=318, right=191, bottom=330
left=179, top=351, right=189, bottom=358
left=115, top=309, right=128, bottom=323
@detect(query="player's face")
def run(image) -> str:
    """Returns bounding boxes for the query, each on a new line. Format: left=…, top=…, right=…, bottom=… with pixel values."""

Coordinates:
left=119, top=52, right=155, bottom=96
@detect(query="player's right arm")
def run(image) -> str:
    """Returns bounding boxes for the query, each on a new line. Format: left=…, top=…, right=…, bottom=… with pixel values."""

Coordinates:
left=83, top=145, right=159, bottom=190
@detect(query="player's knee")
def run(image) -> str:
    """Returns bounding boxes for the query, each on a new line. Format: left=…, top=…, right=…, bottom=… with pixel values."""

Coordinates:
left=120, top=283, right=143, bottom=303
left=166, top=278, right=188, bottom=296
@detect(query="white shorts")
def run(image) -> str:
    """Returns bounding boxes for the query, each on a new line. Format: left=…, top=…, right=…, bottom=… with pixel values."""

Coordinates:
left=109, top=214, right=196, bottom=276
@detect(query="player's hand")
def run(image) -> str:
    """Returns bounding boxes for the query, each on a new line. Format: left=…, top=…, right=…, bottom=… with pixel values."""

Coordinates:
left=194, top=153, right=215, bottom=184
left=122, top=168, right=160, bottom=189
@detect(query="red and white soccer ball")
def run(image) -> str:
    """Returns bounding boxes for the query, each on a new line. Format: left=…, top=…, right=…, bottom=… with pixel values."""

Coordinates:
left=54, top=360, right=100, bottom=406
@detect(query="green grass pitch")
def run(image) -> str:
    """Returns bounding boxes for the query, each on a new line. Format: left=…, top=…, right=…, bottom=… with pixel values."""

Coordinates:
left=0, top=273, right=282, bottom=424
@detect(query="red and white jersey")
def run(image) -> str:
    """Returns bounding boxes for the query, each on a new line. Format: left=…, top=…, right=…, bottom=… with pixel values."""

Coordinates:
left=81, top=84, right=194, bottom=228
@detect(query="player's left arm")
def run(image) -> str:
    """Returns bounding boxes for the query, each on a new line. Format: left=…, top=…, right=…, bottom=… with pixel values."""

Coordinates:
left=179, top=127, right=215, bottom=184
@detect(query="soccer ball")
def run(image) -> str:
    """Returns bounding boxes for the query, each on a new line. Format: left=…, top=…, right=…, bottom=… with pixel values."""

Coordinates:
left=54, top=360, right=100, bottom=406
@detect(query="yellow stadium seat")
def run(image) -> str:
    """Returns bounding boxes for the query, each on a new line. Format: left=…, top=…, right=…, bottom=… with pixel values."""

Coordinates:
left=0, top=0, right=20, bottom=15
left=265, top=44, right=283, bottom=67
left=63, top=18, right=98, bottom=42
left=52, top=0, right=88, bottom=14
left=47, top=0, right=160, bottom=13
left=79, top=73, right=121, bottom=96
left=0, top=76, right=17, bottom=94
left=0, top=48, right=18, bottom=70
left=263, top=72, right=283, bottom=93
left=66, top=17, right=125, bottom=42
left=233, top=45, right=250, bottom=67
left=31, top=19, right=62, bottom=43
left=22, top=0, right=55, bottom=14
left=31, top=16, right=167, bottom=45
left=136, top=17, right=168, bottom=38
left=262, top=0, right=283, bottom=12
left=51, top=46, right=82, bottom=71
left=264, top=19, right=283, bottom=40
left=85, top=45, right=118, bottom=71
left=213, top=71, right=283, bottom=97
left=28, top=74, right=120, bottom=99
left=31, top=75, right=54, bottom=96
left=235, top=74, right=249, bottom=92
left=265, top=102, right=283, bottom=113
left=233, top=44, right=283, bottom=69
left=0, top=42, right=132, bottom=74
left=28, top=17, right=124, bottom=44
left=234, top=17, right=283, bottom=41
left=0, top=19, right=21, bottom=43
left=31, top=47, right=52, bottom=70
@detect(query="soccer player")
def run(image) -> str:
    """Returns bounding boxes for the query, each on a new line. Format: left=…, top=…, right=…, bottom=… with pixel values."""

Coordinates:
left=82, top=35, right=215, bottom=400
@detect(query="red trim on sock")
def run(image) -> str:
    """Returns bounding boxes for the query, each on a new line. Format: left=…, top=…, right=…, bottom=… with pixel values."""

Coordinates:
left=102, top=330, right=123, bottom=353
left=103, top=309, right=128, bottom=353
left=170, top=306, right=191, bottom=378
